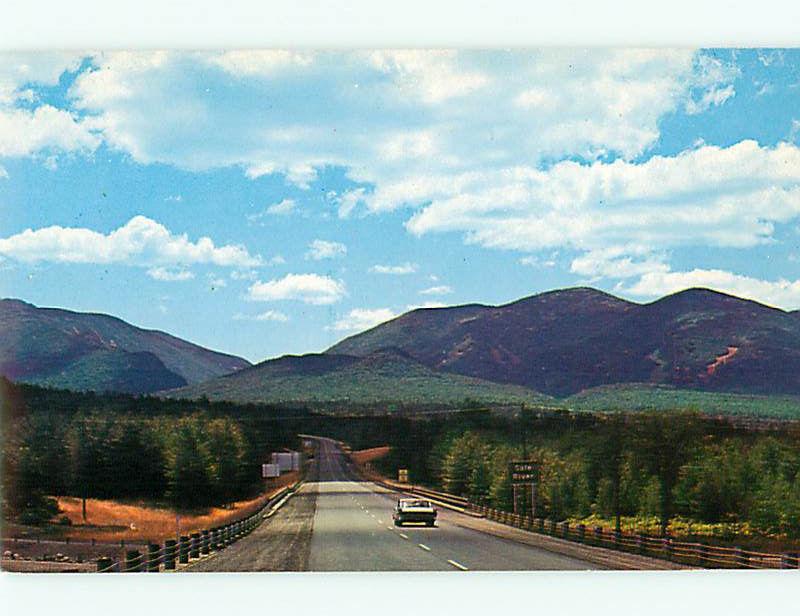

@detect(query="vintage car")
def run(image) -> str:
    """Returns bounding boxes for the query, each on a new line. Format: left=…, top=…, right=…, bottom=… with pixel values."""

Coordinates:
left=393, top=498, right=437, bottom=527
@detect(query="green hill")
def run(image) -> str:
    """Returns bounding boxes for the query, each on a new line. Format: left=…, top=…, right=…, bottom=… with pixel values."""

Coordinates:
left=164, top=350, right=552, bottom=408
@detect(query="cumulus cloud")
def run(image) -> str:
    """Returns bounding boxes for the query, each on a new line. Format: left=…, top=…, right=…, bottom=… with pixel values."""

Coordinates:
left=0, top=105, right=99, bottom=157
left=305, top=239, right=347, bottom=260
left=147, top=267, right=195, bottom=281
left=419, top=285, right=453, bottom=296
left=330, top=308, right=397, bottom=332
left=369, top=262, right=417, bottom=275
left=406, top=140, right=800, bottom=263
left=0, top=53, right=98, bottom=160
left=624, top=268, right=800, bottom=310
left=62, top=49, right=736, bottom=200
left=248, top=273, right=346, bottom=305
left=0, top=215, right=262, bottom=267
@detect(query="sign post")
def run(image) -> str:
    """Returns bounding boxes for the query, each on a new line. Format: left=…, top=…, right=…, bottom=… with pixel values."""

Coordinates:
left=509, top=461, right=539, bottom=520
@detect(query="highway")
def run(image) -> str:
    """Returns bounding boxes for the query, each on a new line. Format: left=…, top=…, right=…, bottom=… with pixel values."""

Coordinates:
left=307, top=437, right=596, bottom=571
left=192, top=436, right=602, bottom=571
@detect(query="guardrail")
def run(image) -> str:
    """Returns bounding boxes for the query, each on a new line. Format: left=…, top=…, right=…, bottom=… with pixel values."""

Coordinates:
left=3, top=481, right=302, bottom=573
left=348, top=454, right=799, bottom=570
left=472, top=506, right=797, bottom=569
left=93, top=482, right=301, bottom=572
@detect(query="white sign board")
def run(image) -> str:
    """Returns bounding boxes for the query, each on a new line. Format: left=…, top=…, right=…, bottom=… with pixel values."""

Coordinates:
left=262, top=463, right=280, bottom=478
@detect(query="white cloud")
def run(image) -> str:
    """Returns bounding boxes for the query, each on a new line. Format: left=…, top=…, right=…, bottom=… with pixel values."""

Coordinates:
left=406, top=140, right=800, bottom=266
left=330, top=307, right=397, bottom=332
left=266, top=198, right=296, bottom=215
left=207, top=274, right=227, bottom=289
left=368, top=50, right=489, bottom=104
left=0, top=54, right=98, bottom=161
left=407, top=301, right=447, bottom=310
left=624, top=268, right=800, bottom=310
left=0, top=164, right=7, bottom=179
left=305, top=239, right=347, bottom=260
left=248, top=273, right=346, bottom=305
left=0, top=215, right=262, bottom=267
left=0, top=105, right=99, bottom=157
left=0, top=52, right=85, bottom=104
left=234, top=309, right=290, bottom=323
left=569, top=248, right=668, bottom=280
left=369, top=262, right=417, bottom=275
left=519, top=255, right=556, bottom=268
left=230, top=269, right=258, bottom=281
left=419, top=285, right=453, bottom=296
left=63, top=49, right=735, bottom=208
left=147, top=267, right=195, bottom=281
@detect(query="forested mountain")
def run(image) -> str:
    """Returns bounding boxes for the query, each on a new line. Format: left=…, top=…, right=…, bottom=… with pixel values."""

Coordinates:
left=0, top=299, right=250, bottom=394
left=329, top=287, right=800, bottom=396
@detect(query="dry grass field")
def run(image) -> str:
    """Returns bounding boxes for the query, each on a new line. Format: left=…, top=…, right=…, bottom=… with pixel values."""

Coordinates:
left=53, top=471, right=299, bottom=543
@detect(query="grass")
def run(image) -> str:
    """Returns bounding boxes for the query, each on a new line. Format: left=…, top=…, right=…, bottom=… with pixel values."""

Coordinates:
left=45, top=472, right=298, bottom=543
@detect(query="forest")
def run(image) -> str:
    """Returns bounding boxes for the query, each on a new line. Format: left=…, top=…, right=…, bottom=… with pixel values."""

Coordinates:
left=4, top=377, right=800, bottom=550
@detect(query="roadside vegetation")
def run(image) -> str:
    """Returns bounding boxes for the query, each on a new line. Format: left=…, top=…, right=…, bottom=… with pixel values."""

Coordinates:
left=372, top=409, right=800, bottom=551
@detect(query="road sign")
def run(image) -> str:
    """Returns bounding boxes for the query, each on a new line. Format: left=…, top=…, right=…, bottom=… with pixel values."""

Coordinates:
left=509, top=460, right=538, bottom=485
left=398, top=469, right=409, bottom=483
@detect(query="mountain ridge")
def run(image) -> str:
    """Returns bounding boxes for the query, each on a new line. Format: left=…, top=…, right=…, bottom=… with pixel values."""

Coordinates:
left=0, top=298, right=251, bottom=394
left=328, top=286, right=800, bottom=397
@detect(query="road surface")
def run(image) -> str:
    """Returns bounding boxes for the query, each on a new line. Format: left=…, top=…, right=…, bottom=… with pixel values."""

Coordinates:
left=191, top=436, right=600, bottom=571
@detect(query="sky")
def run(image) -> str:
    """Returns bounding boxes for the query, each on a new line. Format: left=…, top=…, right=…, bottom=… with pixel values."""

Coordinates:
left=1, top=49, right=800, bottom=363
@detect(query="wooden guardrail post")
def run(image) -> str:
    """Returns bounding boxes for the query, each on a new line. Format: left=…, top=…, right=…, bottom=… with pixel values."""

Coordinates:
left=201, top=530, right=210, bottom=554
left=613, top=530, right=621, bottom=550
left=147, top=543, right=160, bottom=572
left=735, top=547, right=748, bottom=569
left=96, top=557, right=115, bottom=573
left=780, top=553, right=798, bottom=569
left=577, top=524, right=586, bottom=544
left=593, top=526, right=603, bottom=546
left=125, top=549, right=142, bottom=572
left=663, top=537, right=673, bottom=562
left=549, top=519, right=557, bottom=535
left=697, top=542, right=710, bottom=568
left=190, top=533, right=201, bottom=559
left=179, top=535, right=190, bottom=564
left=537, top=518, right=545, bottom=533
left=562, top=521, right=570, bottom=540
left=163, top=539, right=177, bottom=570
left=636, top=533, right=645, bottom=555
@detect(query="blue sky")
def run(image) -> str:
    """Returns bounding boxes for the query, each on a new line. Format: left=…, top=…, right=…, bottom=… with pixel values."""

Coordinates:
left=1, top=49, right=800, bottom=362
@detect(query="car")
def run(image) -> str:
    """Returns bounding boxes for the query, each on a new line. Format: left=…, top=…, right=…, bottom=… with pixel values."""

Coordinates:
left=393, top=498, right=437, bottom=527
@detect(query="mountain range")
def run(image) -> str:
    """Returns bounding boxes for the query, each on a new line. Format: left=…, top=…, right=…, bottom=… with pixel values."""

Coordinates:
left=0, top=299, right=250, bottom=394
left=328, top=287, right=800, bottom=397
left=5, top=286, right=800, bottom=404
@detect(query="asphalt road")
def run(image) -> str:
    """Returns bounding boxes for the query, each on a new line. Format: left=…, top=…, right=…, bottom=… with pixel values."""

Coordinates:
left=187, top=437, right=601, bottom=572
left=306, top=437, right=597, bottom=571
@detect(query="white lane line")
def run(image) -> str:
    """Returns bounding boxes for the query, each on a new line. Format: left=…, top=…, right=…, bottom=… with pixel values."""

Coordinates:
left=447, top=559, right=469, bottom=571
left=418, top=543, right=431, bottom=552
left=399, top=533, right=409, bottom=540
left=386, top=526, right=394, bottom=530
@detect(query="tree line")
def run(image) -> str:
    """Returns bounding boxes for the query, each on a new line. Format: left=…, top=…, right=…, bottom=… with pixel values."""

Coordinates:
left=3, top=412, right=257, bottom=523
left=376, top=410, right=800, bottom=541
